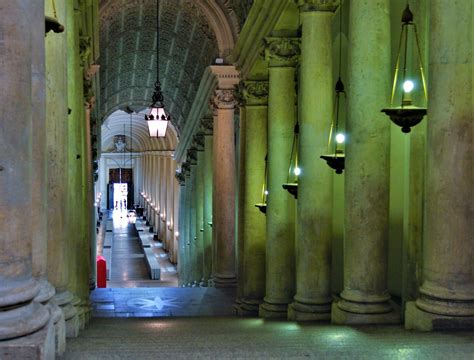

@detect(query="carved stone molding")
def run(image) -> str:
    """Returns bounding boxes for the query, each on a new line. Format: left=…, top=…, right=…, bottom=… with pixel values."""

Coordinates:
left=264, top=37, right=301, bottom=67
left=297, top=0, right=339, bottom=13
left=212, top=89, right=237, bottom=109
left=181, top=162, right=191, bottom=176
left=240, top=80, right=269, bottom=106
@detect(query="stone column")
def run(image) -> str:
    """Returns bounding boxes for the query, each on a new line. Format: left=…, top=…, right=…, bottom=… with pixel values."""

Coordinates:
left=332, top=0, right=399, bottom=324
left=182, top=163, right=192, bottom=286
left=210, top=65, right=240, bottom=287
left=193, top=136, right=205, bottom=285
left=0, top=1, right=53, bottom=356
left=188, top=151, right=198, bottom=285
left=288, top=1, right=336, bottom=321
left=405, top=0, right=473, bottom=331
left=201, top=118, right=214, bottom=285
left=259, top=38, right=299, bottom=318
left=45, top=0, right=78, bottom=337
left=237, top=81, right=269, bottom=316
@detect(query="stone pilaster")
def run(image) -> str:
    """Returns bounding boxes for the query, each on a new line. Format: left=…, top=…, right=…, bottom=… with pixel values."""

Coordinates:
left=288, top=1, right=336, bottom=321
left=332, top=0, right=399, bottom=325
left=405, top=0, right=473, bottom=331
left=201, top=118, right=214, bottom=285
left=0, top=1, right=54, bottom=357
left=237, top=80, right=269, bottom=316
left=259, top=37, right=299, bottom=319
left=209, top=66, right=240, bottom=287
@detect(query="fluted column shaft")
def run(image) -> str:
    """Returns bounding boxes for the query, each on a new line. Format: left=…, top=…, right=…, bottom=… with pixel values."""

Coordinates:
left=237, top=81, right=268, bottom=316
left=405, top=0, right=473, bottom=330
left=289, top=5, right=335, bottom=321
left=195, top=149, right=205, bottom=284
left=259, top=37, right=299, bottom=318
left=332, top=0, right=398, bottom=324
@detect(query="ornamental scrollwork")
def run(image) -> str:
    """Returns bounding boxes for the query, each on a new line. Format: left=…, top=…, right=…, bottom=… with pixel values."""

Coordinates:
left=264, top=37, right=301, bottom=67
left=212, top=89, right=237, bottom=110
left=297, top=0, right=339, bottom=13
left=240, top=80, right=269, bottom=106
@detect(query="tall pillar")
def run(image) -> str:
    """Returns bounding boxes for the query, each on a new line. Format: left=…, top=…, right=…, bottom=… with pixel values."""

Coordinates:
left=259, top=38, right=299, bottom=318
left=45, top=0, right=78, bottom=337
left=201, top=118, right=214, bottom=285
left=193, top=135, right=205, bottom=285
left=182, top=163, right=192, bottom=286
left=289, top=1, right=336, bottom=321
left=237, top=81, right=269, bottom=316
left=0, top=1, right=53, bottom=356
left=210, top=66, right=240, bottom=287
left=188, top=151, right=198, bottom=285
left=332, top=0, right=399, bottom=324
left=405, top=0, right=473, bottom=331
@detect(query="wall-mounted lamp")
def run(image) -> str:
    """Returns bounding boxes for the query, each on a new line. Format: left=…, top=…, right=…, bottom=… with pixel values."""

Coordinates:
left=282, top=122, right=299, bottom=199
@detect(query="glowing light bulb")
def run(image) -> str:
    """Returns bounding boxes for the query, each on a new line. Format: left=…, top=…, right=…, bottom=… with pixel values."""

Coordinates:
left=403, top=80, right=414, bottom=93
left=294, top=167, right=301, bottom=176
left=336, top=133, right=345, bottom=144
left=264, top=190, right=269, bottom=196
left=175, top=231, right=180, bottom=237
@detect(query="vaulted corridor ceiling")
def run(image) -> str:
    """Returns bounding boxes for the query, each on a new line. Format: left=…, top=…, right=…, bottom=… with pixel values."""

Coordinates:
left=98, top=0, right=253, bottom=151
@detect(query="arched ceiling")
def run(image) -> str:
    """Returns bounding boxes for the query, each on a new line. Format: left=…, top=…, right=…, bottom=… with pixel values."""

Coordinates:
left=98, top=0, right=246, bottom=152
left=102, top=110, right=178, bottom=153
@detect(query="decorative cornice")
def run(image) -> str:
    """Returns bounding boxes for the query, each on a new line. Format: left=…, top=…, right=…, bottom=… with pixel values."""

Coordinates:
left=297, top=0, right=339, bottom=13
left=209, top=65, right=240, bottom=89
left=212, top=89, right=237, bottom=109
left=264, top=37, right=301, bottom=67
left=240, top=80, right=269, bottom=106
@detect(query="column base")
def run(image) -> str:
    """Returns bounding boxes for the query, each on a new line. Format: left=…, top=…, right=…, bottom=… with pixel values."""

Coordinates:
left=199, top=279, right=209, bottom=287
left=34, top=278, right=56, bottom=304
left=405, top=301, right=474, bottom=331
left=331, top=301, right=401, bottom=325
left=47, top=303, right=66, bottom=356
left=0, top=316, right=55, bottom=360
left=237, top=299, right=261, bottom=316
left=259, top=300, right=289, bottom=319
left=51, top=291, right=79, bottom=338
left=214, top=275, right=237, bottom=288
left=288, top=301, right=331, bottom=322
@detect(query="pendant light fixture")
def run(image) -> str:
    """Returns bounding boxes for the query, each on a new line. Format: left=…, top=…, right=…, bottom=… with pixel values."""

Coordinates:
left=145, top=0, right=170, bottom=138
left=282, top=121, right=299, bottom=199
left=381, top=3, right=427, bottom=133
left=321, top=1, right=346, bottom=174
left=254, top=154, right=268, bottom=214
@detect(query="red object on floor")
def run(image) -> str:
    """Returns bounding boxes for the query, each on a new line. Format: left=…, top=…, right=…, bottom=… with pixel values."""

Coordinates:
left=97, top=255, right=107, bottom=288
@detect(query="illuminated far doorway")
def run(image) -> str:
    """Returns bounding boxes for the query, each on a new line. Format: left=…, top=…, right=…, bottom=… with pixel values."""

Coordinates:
left=113, top=183, right=128, bottom=210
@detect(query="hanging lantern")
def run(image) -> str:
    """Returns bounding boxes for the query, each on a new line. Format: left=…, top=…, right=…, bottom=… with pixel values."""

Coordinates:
left=282, top=122, right=299, bottom=199
left=321, top=77, right=346, bottom=174
left=382, top=4, right=427, bottom=133
left=255, top=154, right=268, bottom=214
left=45, top=0, right=64, bottom=34
left=144, top=0, right=170, bottom=138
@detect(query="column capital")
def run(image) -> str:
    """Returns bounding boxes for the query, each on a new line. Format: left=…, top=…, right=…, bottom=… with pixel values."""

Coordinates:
left=212, top=89, right=237, bottom=110
left=264, top=37, right=301, bottom=67
left=209, top=65, right=240, bottom=89
left=240, top=80, right=269, bottom=106
left=186, top=149, right=198, bottom=165
left=297, top=0, right=339, bottom=13
left=192, top=132, right=205, bottom=151
left=200, top=116, right=214, bottom=136
left=175, top=170, right=186, bottom=185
